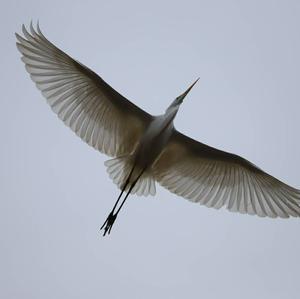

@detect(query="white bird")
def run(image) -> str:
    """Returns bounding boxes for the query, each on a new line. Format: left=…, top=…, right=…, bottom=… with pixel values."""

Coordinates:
left=16, top=23, right=300, bottom=236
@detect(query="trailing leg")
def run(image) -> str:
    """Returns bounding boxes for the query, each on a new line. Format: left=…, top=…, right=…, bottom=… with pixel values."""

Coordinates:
left=100, top=168, right=145, bottom=236
left=100, top=167, right=134, bottom=236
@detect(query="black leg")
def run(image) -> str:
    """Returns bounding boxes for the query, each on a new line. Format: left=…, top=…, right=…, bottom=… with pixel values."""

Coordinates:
left=100, top=173, right=132, bottom=236
left=100, top=168, right=145, bottom=236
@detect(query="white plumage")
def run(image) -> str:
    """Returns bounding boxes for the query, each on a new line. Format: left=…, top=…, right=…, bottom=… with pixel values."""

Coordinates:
left=16, top=23, right=300, bottom=235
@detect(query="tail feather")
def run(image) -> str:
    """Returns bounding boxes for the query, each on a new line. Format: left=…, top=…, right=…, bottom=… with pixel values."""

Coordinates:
left=104, top=156, right=156, bottom=196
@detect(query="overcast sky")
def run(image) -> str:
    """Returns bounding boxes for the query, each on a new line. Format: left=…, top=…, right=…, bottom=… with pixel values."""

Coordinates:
left=1, top=1, right=300, bottom=298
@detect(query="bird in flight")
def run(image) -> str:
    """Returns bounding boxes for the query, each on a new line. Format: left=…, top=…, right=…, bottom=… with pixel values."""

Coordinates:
left=16, top=23, right=300, bottom=236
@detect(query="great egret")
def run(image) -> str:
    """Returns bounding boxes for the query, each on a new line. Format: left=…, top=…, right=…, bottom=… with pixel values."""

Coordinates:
left=16, top=23, right=300, bottom=236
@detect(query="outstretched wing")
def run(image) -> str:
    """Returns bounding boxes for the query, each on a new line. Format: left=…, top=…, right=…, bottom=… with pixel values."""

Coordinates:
left=16, top=23, right=152, bottom=157
left=153, top=130, right=300, bottom=218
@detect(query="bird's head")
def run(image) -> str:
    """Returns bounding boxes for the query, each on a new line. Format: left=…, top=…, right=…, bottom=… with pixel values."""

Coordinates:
left=166, top=78, right=199, bottom=113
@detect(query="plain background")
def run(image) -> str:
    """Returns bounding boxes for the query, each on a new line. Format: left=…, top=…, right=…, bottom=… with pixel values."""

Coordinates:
left=1, top=1, right=300, bottom=298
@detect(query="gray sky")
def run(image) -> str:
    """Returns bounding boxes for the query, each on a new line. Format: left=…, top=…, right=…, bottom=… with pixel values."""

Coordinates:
left=1, top=0, right=300, bottom=298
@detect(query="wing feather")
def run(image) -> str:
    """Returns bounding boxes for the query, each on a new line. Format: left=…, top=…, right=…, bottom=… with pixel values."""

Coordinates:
left=153, top=130, right=300, bottom=218
left=16, top=23, right=152, bottom=157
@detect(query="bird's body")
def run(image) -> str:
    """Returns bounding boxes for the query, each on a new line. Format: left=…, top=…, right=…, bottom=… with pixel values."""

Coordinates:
left=130, top=107, right=176, bottom=178
left=16, top=23, right=300, bottom=235
left=104, top=95, right=183, bottom=202
left=105, top=114, right=173, bottom=196
left=134, top=114, right=173, bottom=172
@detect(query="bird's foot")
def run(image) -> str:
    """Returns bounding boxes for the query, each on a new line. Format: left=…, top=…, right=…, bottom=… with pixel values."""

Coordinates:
left=100, top=211, right=117, bottom=236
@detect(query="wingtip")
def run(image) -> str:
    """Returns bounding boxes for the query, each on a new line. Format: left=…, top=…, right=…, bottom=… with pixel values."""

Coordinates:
left=30, top=20, right=38, bottom=36
left=37, top=20, right=43, bottom=35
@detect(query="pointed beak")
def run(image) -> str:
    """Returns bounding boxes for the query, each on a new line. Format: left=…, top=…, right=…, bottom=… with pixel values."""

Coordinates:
left=179, top=77, right=200, bottom=100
